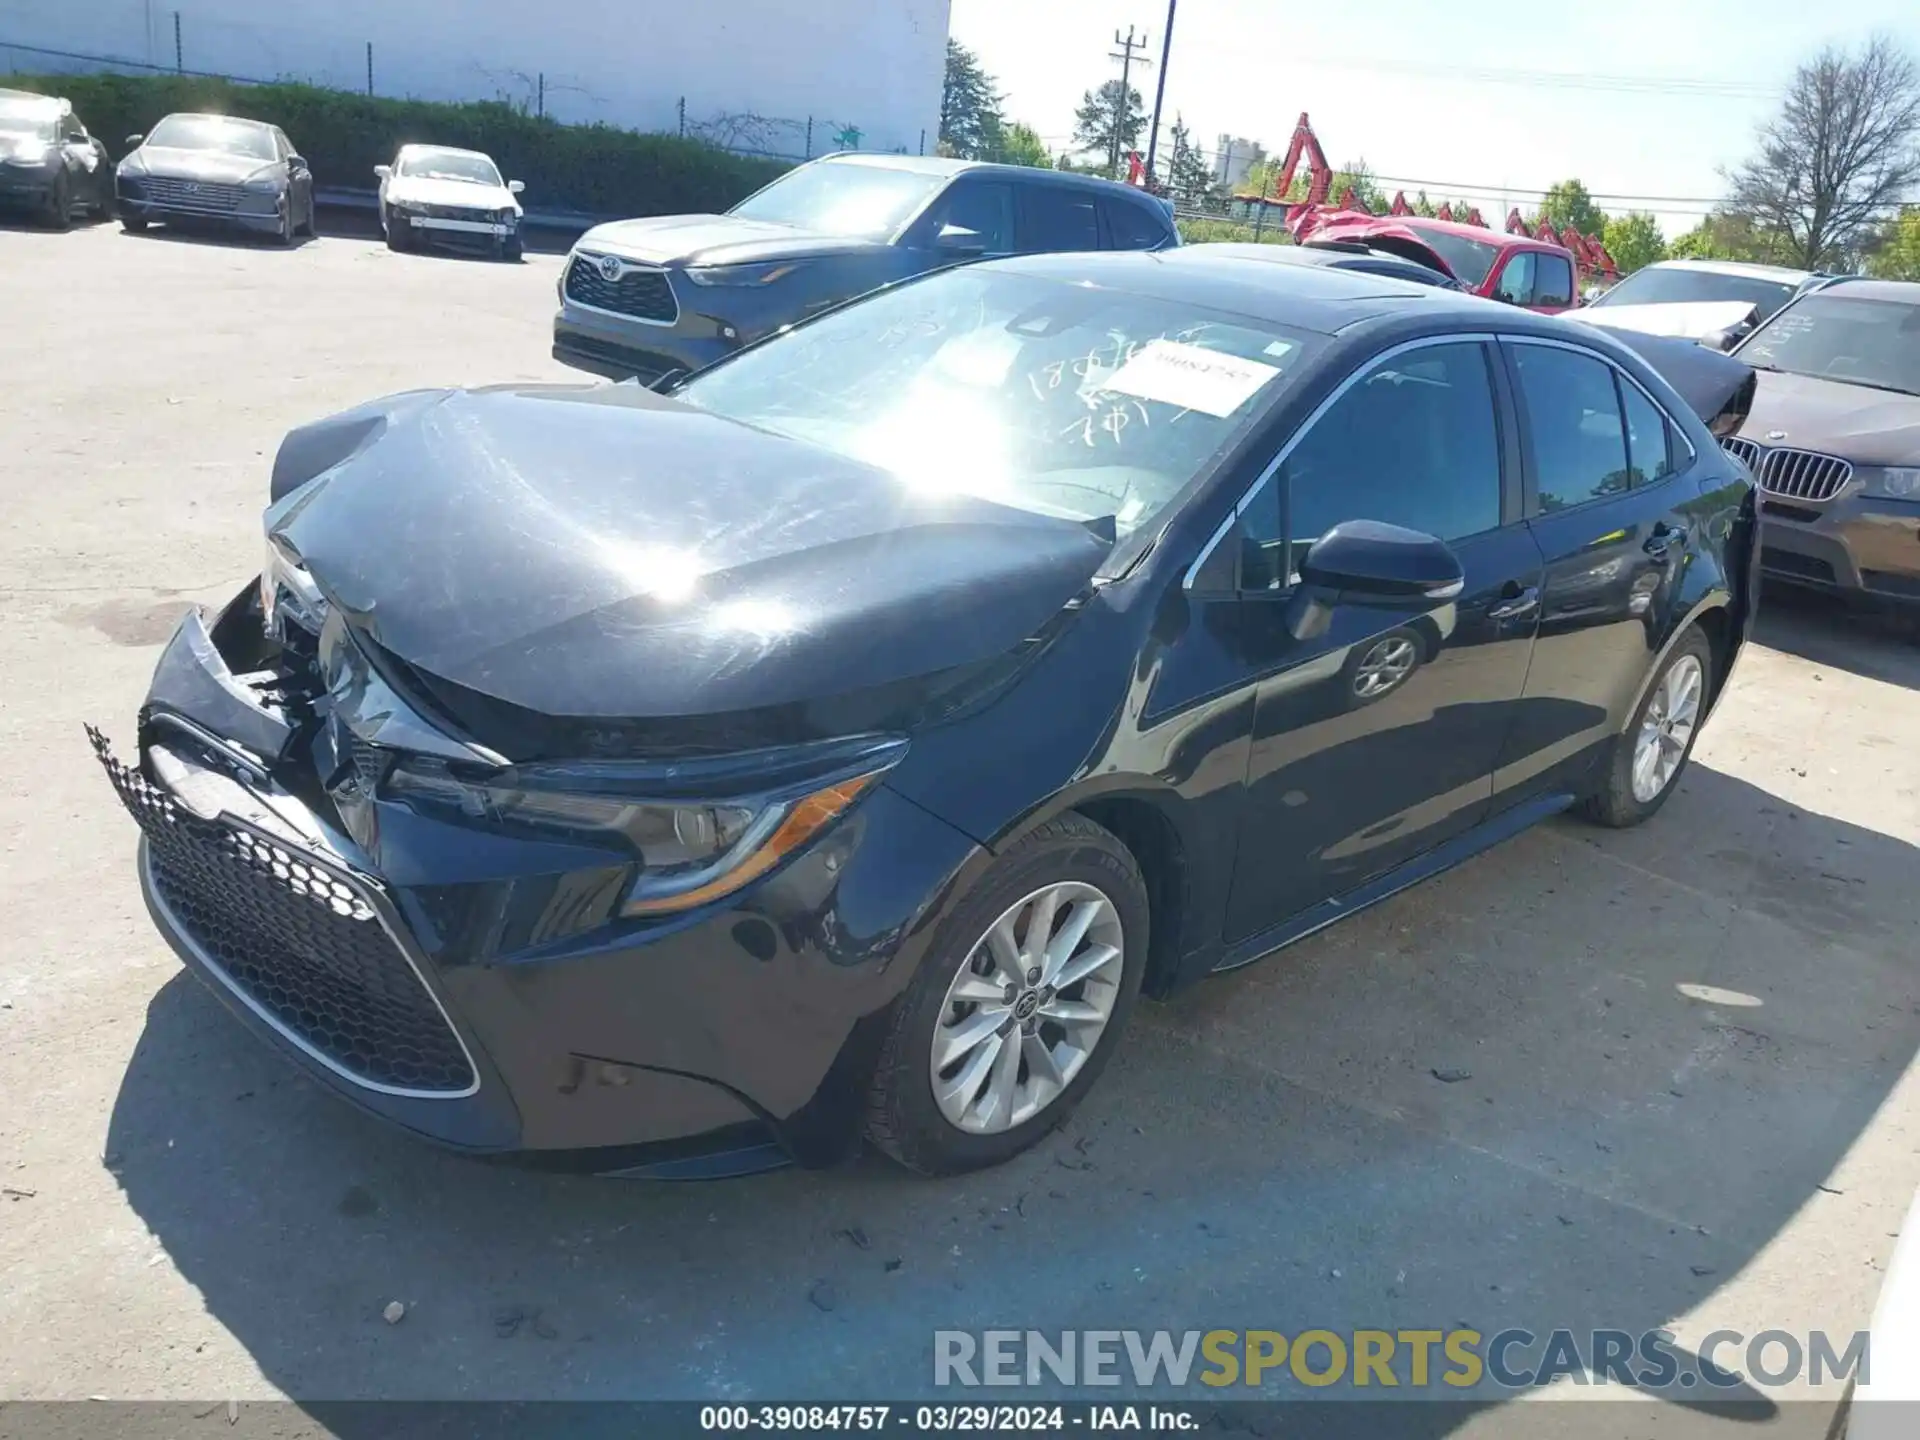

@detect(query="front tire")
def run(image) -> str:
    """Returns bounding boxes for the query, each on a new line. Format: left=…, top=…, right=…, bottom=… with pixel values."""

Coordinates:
left=1581, top=626, right=1714, bottom=828
left=865, top=814, right=1148, bottom=1176
left=46, top=173, right=73, bottom=230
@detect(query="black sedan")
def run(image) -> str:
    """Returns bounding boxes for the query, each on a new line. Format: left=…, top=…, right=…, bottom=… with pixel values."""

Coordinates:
left=116, top=113, right=315, bottom=243
left=0, top=88, right=111, bottom=227
left=92, top=254, right=1758, bottom=1178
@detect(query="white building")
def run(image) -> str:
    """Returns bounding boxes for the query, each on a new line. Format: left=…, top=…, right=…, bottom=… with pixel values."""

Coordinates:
left=1212, top=134, right=1263, bottom=191
left=0, top=0, right=950, bottom=158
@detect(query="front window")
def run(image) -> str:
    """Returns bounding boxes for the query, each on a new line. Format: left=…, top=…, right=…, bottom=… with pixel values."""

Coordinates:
left=1591, top=267, right=1797, bottom=322
left=1407, top=227, right=1501, bottom=289
left=675, top=267, right=1319, bottom=536
left=145, top=114, right=276, bottom=162
left=397, top=149, right=502, bottom=186
left=1737, top=293, right=1920, bottom=396
left=728, top=161, right=945, bottom=238
left=0, top=97, right=57, bottom=142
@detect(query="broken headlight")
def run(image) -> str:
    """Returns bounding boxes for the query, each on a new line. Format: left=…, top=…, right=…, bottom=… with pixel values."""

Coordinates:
left=259, top=537, right=326, bottom=640
left=383, top=754, right=893, bottom=916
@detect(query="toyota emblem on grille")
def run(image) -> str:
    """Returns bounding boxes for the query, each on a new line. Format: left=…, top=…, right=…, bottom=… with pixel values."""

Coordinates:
left=1766, top=430, right=1788, bottom=440
left=597, top=254, right=623, bottom=282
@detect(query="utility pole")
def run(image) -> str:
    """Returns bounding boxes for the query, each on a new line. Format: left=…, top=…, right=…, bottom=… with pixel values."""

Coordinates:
left=1106, top=25, right=1151, bottom=180
left=1143, top=0, right=1177, bottom=188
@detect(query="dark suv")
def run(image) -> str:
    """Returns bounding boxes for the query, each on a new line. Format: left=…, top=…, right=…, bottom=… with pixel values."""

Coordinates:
left=552, top=152, right=1179, bottom=383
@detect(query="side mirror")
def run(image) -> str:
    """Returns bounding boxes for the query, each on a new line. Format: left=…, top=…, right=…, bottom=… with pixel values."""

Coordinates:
left=1301, top=520, right=1464, bottom=603
left=934, top=222, right=987, bottom=255
left=373, top=163, right=391, bottom=178
left=507, top=179, right=525, bottom=194
left=1700, top=327, right=1744, bottom=353
left=287, top=154, right=308, bottom=174
left=125, top=133, right=144, bottom=148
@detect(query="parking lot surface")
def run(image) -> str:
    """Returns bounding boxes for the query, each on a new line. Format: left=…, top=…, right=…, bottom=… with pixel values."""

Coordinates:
left=3, top=219, right=1919, bottom=1433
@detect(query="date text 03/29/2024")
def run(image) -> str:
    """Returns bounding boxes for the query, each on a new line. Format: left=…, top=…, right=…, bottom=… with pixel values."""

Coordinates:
left=700, top=1406, right=1196, bottom=1432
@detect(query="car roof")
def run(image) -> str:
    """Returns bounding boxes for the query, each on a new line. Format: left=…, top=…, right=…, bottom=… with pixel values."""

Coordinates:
left=157, top=111, right=273, bottom=131
left=816, top=150, right=1164, bottom=201
left=1391, top=215, right=1550, bottom=251
left=1790, top=277, right=1920, bottom=305
left=0, top=87, right=63, bottom=113
left=396, top=143, right=493, bottom=161
left=988, top=246, right=1491, bottom=334
left=1224, top=241, right=1447, bottom=279
left=1640, top=258, right=1818, bottom=282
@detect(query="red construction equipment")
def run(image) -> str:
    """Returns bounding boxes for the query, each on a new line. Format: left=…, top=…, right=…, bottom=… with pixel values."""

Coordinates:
left=1227, top=112, right=1617, bottom=286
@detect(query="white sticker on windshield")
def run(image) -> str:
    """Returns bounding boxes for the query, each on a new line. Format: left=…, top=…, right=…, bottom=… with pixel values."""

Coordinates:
left=1101, top=340, right=1280, bottom=418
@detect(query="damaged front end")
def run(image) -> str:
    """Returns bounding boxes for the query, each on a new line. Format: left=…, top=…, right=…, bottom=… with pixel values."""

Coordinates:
left=89, top=573, right=987, bottom=1175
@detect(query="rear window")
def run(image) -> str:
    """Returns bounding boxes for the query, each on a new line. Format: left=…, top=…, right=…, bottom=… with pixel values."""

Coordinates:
left=1592, top=267, right=1798, bottom=321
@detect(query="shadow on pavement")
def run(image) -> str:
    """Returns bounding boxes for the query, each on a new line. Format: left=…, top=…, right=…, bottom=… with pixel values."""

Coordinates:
left=1756, top=584, right=1920, bottom=691
left=104, top=761, right=1916, bottom=1435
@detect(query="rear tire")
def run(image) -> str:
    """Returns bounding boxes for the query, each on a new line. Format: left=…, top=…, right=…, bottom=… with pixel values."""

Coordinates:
left=1581, top=626, right=1714, bottom=828
left=865, top=814, right=1148, bottom=1176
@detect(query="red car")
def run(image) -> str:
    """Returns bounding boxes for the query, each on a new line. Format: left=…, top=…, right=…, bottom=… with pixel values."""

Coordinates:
left=1299, top=213, right=1580, bottom=314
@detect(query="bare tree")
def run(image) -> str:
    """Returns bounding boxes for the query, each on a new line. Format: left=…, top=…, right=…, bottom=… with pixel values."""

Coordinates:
left=1725, top=35, right=1920, bottom=267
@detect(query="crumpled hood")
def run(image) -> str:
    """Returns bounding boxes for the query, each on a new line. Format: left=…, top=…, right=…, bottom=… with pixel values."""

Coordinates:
left=576, top=213, right=885, bottom=267
left=385, top=175, right=518, bottom=213
left=1735, top=369, right=1920, bottom=466
left=123, top=146, right=276, bottom=185
left=1577, top=299, right=1757, bottom=341
left=265, top=385, right=1112, bottom=722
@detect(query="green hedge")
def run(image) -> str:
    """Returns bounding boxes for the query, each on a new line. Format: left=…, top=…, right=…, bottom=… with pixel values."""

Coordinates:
left=1176, top=217, right=1291, bottom=246
left=2, top=72, right=791, bottom=216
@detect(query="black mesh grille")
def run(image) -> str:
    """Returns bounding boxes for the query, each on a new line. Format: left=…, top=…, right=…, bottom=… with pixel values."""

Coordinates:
left=141, top=176, right=246, bottom=213
left=90, top=728, right=475, bottom=1095
left=564, top=254, right=678, bottom=322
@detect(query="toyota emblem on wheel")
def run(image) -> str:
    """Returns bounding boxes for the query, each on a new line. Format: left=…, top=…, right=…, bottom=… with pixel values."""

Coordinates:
left=597, top=254, right=622, bottom=282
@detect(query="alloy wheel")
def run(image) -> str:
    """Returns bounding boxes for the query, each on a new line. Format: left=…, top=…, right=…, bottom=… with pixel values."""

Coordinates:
left=1353, top=635, right=1418, bottom=699
left=928, top=881, right=1125, bottom=1134
left=1631, top=653, right=1703, bottom=802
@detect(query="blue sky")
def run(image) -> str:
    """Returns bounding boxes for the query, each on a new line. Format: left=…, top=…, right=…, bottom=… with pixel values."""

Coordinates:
left=948, top=0, right=1920, bottom=239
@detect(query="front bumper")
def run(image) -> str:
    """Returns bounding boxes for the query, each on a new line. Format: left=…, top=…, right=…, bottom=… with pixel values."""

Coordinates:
left=1759, top=491, right=1920, bottom=603
left=551, top=303, right=737, bottom=383
left=93, top=588, right=982, bottom=1173
left=0, top=165, right=56, bottom=208
left=116, top=177, right=285, bottom=232
left=391, top=210, right=517, bottom=246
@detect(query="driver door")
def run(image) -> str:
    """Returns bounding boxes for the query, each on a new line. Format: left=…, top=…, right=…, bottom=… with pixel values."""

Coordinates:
left=1221, top=337, right=1545, bottom=944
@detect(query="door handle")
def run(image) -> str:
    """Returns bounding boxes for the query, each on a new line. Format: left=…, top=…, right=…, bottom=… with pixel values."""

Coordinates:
left=1644, top=523, right=1682, bottom=557
left=1487, top=585, right=1539, bottom=621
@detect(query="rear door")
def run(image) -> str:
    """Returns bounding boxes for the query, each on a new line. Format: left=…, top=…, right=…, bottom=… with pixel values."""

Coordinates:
left=1492, top=336, right=1697, bottom=803
left=1221, top=336, right=1545, bottom=943
left=1016, top=183, right=1101, bottom=254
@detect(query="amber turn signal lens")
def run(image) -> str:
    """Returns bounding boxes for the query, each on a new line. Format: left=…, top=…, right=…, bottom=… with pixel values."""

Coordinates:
left=621, top=772, right=879, bottom=916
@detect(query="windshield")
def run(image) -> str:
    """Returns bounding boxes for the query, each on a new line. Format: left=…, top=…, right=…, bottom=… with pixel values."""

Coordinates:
left=1737, top=293, right=1920, bottom=397
left=728, top=162, right=945, bottom=238
left=146, top=114, right=275, bottom=161
left=397, top=148, right=502, bottom=185
left=1402, top=228, right=1501, bottom=289
left=0, top=97, right=57, bottom=141
left=676, top=267, right=1318, bottom=535
left=1592, top=267, right=1797, bottom=321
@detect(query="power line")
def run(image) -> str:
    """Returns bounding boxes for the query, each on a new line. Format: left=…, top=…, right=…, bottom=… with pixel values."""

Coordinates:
left=1105, top=25, right=1153, bottom=176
